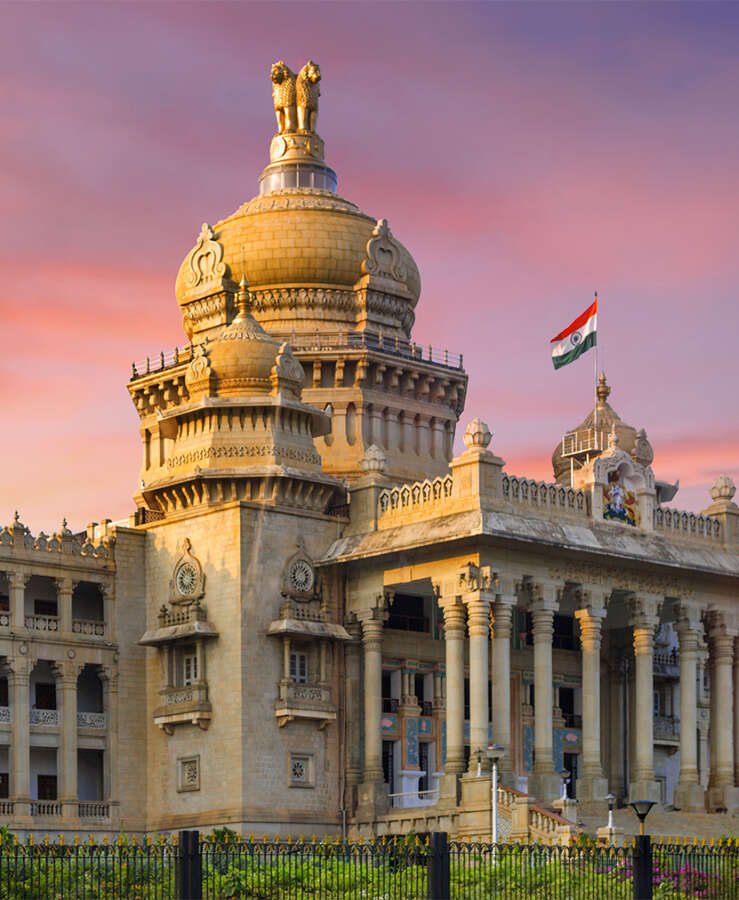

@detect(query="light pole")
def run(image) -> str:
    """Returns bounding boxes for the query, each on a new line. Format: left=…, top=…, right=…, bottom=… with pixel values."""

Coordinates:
left=486, top=743, right=504, bottom=845
left=629, top=799, right=656, bottom=837
left=475, top=747, right=483, bottom=778
left=559, top=768, right=570, bottom=802
left=606, top=793, right=615, bottom=830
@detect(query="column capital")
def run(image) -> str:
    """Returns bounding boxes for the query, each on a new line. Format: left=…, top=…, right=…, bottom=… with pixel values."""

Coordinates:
left=575, top=605, right=605, bottom=650
left=626, top=592, right=662, bottom=630
left=523, top=579, right=559, bottom=614
left=456, top=562, right=495, bottom=601
left=6, top=571, right=30, bottom=588
left=705, top=608, right=738, bottom=643
left=676, top=601, right=704, bottom=632
left=574, top=587, right=609, bottom=618
left=52, top=659, right=84, bottom=684
left=54, top=577, right=76, bottom=595
left=6, top=654, right=31, bottom=679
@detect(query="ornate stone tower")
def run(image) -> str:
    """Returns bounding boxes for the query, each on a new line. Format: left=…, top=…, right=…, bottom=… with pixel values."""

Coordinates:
left=169, top=60, right=467, bottom=484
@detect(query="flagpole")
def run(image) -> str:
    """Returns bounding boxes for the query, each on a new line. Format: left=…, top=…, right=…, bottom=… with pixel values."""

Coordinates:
left=594, top=290, right=598, bottom=434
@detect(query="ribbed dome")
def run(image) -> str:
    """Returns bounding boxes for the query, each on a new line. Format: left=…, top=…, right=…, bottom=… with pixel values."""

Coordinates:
left=207, top=308, right=281, bottom=398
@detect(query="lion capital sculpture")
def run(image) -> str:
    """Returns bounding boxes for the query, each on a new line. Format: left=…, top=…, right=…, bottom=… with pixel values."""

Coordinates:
left=271, top=60, right=297, bottom=134
left=296, top=60, right=321, bottom=132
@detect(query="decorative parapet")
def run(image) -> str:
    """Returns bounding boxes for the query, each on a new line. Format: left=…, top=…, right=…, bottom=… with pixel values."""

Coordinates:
left=377, top=475, right=453, bottom=522
left=0, top=706, right=10, bottom=724
left=653, top=507, right=721, bottom=541
left=25, top=614, right=59, bottom=632
left=502, top=475, right=587, bottom=516
left=0, top=514, right=113, bottom=563
left=275, top=679, right=336, bottom=729
left=72, top=618, right=105, bottom=637
left=654, top=714, right=680, bottom=742
left=30, top=709, right=59, bottom=726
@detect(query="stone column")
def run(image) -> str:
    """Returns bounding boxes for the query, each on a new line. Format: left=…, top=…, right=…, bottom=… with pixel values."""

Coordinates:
left=438, top=594, right=466, bottom=777
left=102, top=583, right=115, bottom=642
left=674, top=611, right=705, bottom=811
left=356, top=599, right=389, bottom=816
left=463, top=586, right=492, bottom=774
left=343, top=616, right=363, bottom=812
left=56, top=578, right=74, bottom=635
left=574, top=592, right=608, bottom=809
left=706, top=611, right=739, bottom=812
left=55, top=661, right=80, bottom=818
left=491, top=593, right=515, bottom=781
left=100, top=666, right=119, bottom=824
left=8, top=572, right=29, bottom=630
left=628, top=595, right=661, bottom=803
left=8, top=654, right=31, bottom=817
left=528, top=584, right=561, bottom=801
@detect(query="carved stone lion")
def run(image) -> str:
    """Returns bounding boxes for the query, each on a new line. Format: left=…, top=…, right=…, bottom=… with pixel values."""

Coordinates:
left=296, top=60, right=321, bottom=132
left=270, top=61, right=297, bottom=133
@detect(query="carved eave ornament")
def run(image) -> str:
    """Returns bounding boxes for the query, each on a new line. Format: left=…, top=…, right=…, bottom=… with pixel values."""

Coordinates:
left=356, top=218, right=417, bottom=302
left=178, top=223, right=236, bottom=338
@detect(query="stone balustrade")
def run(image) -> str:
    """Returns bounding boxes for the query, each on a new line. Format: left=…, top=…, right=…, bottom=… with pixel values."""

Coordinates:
left=653, top=507, right=721, bottom=540
left=24, top=614, right=59, bottom=632
left=654, top=714, right=680, bottom=741
left=72, top=618, right=106, bottom=637
left=77, top=711, right=106, bottom=729
left=31, top=801, right=62, bottom=817
left=502, top=475, right=587, bottom=516
left=284, top=682, right=331, bottom=704
left=30, top=709, right=59, bottom=726
left=0, top=613, right=9, bottom=628
left=0, top=706, right=10, bottom=724
left=0, top=521, right=112, bottom=560
left=377, top=475, right=453, bottom=520
left=78, top=801, right=110, bottom=818
left=0, top=801, right=14, bottom=815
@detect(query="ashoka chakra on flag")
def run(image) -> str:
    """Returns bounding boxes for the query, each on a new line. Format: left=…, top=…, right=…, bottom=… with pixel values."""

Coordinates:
left=551, top=299, right=597, bottom=370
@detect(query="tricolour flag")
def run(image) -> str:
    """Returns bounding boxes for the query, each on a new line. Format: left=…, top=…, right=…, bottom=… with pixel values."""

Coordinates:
left=550, top=299, right=597, bottom=370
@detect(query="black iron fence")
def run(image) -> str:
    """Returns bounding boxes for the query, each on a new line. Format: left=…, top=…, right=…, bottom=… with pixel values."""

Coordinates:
left=0, top=829, right=737, bottom=899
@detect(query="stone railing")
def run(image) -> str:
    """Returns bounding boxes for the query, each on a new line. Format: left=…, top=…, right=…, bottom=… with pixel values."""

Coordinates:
left=72, top=618, right=106, bottom=637
left=166, top=688, right=194, bottom=706
left=378, top=475, right=453, bottom=519
left=653, top=507, right=721, bottom=541
left=78, top=801, right=110, bottom=818
left=31, top=801, right=62, bottom=817
left=30, top=709, right=59, bottom=726
left=0, top=801, right=14, bottom=815
left=0, top=522, right=112, bottom=559
left=158, top=603, right=208, bottom=627
left=24, top=614, right=59, bottom=632
left=77, top=711, right=106, bottom=729
left=654, top=714, right=680, bottom=741
left=282, top=682, right=331, bottom=705
left=0, top=706, right=11, bottom=724
left=502, top=475, right=587, bottom=516
left=0, top=613, right=9, bottom=628
left=529, top=804, right=572, bottom=839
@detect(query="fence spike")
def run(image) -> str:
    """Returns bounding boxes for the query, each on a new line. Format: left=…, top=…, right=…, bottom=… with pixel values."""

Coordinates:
left=103, top=835, right=108, bottom=846
left=59, top=833, right=64, bottom=846
left=299, top=834, right=304, bottom=844
left=28, top=835, right=34, bottom=846
left=287, top=833, right=292, bottom=845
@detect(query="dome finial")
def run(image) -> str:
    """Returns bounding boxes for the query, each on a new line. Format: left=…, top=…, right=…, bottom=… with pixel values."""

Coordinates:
left=597, top=371, right=611, bottom=404
left=236, top=275, right=251, bottom=318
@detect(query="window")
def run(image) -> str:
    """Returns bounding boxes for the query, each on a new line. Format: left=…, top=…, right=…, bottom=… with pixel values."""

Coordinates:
left=183, top=651, right=198, bottom=686
left=0, top=774, right=7, bottom=799
left=0, top=678, right=7, bottom=707
left=419, top=742, right=430, bottom=793
left=289, top=752, right=314, bottom=788
left=0, top=594, right=8, bottom=612
left=559, top=687, right=580, bottom=728
left=653, top=691, right=661, bottom=715
left=290, top=651, right=308, bottom=684
left=386, top=594, right=429, bottom=633
left=464, top=678, right=470, bottom=720
left=382, top=741, right=396, bottom=792
left=553, top=615, right=579, bottom=651
left=382, top=670, right=398, bottom=713
left=34, top=598, right=57, bottom=617
left=37, top=774, right=57, bottom=800
left=35, top=683, right=56, bottom=710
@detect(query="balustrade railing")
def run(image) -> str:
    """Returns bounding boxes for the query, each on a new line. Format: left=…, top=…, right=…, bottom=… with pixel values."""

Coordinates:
left=30, top=709, right=59, bottom=726
left=24, top=614, right=59, bottom=632
left=72, top=618, right=105, bottom=636
left=0, top=706, right=11, bottom=724
left=654, top=714, right=680, bottom=740
left=0, top=800, right=14, bottom=815
left=30, top=801, right=62, bottom=816
left=78, top=801, right=110, bottom=818
left=654, top=506, right=721, bottom=540
left=284, top=682, right=331, bottom=704
left=502, top=475, right=587, bottom=515
left=77, top=711, right=106, bottom=729
left=378, top=475, right=453, bottom=518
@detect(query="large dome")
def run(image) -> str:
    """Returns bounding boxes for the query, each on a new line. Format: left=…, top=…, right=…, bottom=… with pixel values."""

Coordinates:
left=175, top=74, right=421, bottom=341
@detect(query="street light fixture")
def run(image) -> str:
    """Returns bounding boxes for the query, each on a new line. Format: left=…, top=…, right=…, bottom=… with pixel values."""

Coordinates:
left=486, top=744, right=505, bottom=845
left=559, top=768, right=570, bottom=802
left=475, top=747, right=483, bottom=777
left=605, top=793, right=615, bottom=830
left=629, top=799, right=656, bottom=836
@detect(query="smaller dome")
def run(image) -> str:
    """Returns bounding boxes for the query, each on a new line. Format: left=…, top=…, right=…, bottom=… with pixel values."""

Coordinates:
left=186, top=281, right=304, bottom=400
left=710, top=474, right=736, bottom=503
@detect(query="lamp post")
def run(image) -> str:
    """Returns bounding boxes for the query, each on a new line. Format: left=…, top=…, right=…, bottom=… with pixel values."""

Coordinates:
left=606, top=793, right=615, bottom=830
left=486, top=744, right=504, bottom=845
left=629, top=800, right=656, bottom=900
left=629, top=799, right=656, bottom=836
left=475, top=747, right=483, bottom=778
left=559, top=768, right=570, bottom=802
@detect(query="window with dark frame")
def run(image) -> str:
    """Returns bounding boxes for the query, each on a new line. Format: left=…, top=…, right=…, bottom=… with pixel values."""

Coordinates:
left=37, top=774, right=57, bottom=800
left=35, top=683, right=56, bottom=710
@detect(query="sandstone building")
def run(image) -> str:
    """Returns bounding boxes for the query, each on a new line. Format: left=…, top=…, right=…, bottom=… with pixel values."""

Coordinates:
left=1, top=62, right=737, bottom=840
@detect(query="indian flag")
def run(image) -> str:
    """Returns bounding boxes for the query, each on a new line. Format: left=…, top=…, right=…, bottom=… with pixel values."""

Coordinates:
left=550, top=299, right=597, bottom=370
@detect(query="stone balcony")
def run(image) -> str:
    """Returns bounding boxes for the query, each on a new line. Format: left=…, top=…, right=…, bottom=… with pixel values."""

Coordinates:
left=275, top=679, right=336, bottom=729
left=77, top=711, right=106, bottom=729
left=654, top=714, right=680, bottom=745
left=30, top=708, right=59, bottom=726
left=153, top=682, right=211, bottom=734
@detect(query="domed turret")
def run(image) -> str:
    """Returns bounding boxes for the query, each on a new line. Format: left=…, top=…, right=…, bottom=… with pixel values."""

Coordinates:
left=552, top=373, right=654, bottom=485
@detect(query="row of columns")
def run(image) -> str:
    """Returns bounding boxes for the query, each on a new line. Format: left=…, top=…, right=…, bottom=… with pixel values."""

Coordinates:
left=5, top=656, right=118, bottom=818
left=354, top=574, right=739, bottom=813
left=4, top=573, right=112, bottom=638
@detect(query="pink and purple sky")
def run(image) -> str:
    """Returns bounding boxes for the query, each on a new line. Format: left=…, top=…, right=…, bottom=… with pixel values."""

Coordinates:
left=1, top=1, right=737, bottom=532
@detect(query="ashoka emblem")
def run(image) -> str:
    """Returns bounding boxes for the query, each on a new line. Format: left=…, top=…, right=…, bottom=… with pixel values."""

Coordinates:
left=570, top=331, right=582, bottom=346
